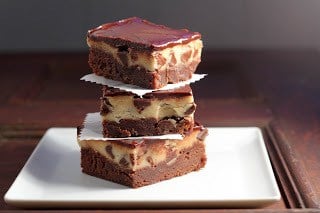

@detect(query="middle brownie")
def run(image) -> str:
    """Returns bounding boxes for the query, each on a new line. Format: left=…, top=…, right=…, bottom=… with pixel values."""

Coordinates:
left=100, top=85, right=196, bottom=137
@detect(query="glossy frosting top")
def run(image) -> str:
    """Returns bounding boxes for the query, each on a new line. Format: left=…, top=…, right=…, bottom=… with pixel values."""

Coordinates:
left=88, top=17, right=201, bottom=50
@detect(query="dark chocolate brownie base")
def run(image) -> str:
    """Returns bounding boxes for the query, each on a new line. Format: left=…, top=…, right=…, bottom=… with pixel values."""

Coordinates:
left=81, top=141, right=206, bottom=188
left=102, top=117, right=194, bottom=137
left=88, top=48, right=196, bottom=89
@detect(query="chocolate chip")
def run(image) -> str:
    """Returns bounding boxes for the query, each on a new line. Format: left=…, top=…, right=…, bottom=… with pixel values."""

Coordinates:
left=184, top=104, right=196, bottom=115
left=117, top=52, right=128, bottom=66
left=105, top=145, right=115, bottom=159
left=100, top=98, right=112, bottom=115
left=181, top=50, right=192, bottom=63
left=119, top=157, right=129, bottom=167
left=170, top=52, right=177, bottom=65
left=117, top=45, right=129, bottom=52
left=131, top=52, right=138, bottom=61
left=146, top=156, right=154, bottom=166
left=155, top=53, right=167, bottom=66
left=133, top=98, right=151, bottom=113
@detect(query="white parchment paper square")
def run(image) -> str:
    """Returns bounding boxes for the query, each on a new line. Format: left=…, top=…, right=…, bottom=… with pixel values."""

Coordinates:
left=81, top=73, right=207, bottom=97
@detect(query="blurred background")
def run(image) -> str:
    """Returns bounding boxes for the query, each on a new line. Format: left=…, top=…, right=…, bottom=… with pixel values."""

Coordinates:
left=1, top=2, right=320, bottom=210
left=1, top=0, right=320, bottom=52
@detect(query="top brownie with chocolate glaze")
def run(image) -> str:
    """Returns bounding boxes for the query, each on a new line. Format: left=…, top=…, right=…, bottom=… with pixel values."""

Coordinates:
left=87, top=17, right=203, bottom=89
left=87, top=17, right=201, bottom=51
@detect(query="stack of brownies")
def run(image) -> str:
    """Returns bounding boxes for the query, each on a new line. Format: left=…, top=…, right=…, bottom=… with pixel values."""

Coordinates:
left=78, top=17, right=208, bottom=188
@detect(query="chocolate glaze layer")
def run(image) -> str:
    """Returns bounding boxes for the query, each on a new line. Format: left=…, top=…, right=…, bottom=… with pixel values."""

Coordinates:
left=87, top=17, right=201, bottom=51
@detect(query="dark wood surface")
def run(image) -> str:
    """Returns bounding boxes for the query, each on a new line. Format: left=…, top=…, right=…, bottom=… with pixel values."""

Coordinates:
left=0, top=50, right=319, bottom=212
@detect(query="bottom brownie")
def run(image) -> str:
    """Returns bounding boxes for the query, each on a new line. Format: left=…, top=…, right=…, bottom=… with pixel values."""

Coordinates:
left=79, top=125, right=207, bottom=188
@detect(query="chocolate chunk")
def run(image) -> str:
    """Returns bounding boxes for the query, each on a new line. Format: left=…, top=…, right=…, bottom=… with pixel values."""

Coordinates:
left=116, top=45, right=129, bottom=66
left=181, top=50, right=192, bottom=63
left=105, top=145, right=115, bottom=159
left=100, top=97, right=112, bottom=115
left=184, top=104, right=196, bottom=115
left=169, top=52, right=177, bottom=65
left=117, top=45, right=129, bottom=52
left=119, top=157, right=129, bottom=167
left=155, top=53, right=167, bottom=66
left=117, top=51, right=128, bottom=67
left=146, top=156, right=154, bottom=167
left=133, top=98, right=152, bottom=112
left=131, top=52, right=138, bottom=61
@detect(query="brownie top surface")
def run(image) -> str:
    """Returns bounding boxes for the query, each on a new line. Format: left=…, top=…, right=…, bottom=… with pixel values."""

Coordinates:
left=102, top=85, right=193, bottom=99
left=87, top=17, right=201, bottom=50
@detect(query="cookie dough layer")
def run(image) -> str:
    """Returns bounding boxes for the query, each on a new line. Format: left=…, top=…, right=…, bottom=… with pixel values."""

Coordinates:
left=78, top=125, right=207, bottom=188
left=87, top=17, right=202, bottom=89
left=101, top=85, right=196, bottom=137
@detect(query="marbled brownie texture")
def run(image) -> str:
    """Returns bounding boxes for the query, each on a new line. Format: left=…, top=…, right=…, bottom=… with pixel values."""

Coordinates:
left=100, top=85, right=196, bottom=137
left=78, top=125, right=207, bottom=188
left=87, top=17, right=203, bottom=89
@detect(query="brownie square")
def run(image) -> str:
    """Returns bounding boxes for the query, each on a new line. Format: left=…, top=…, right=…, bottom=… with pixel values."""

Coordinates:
left=87, top=17, right=203, bottom=89
left=100, top=85, right=196, bottom=137
left=78, top=125, right=207, bottom=188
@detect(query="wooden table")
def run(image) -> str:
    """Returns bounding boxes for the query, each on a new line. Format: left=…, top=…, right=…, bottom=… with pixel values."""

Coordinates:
left=0, top=50, right=319, bottom=212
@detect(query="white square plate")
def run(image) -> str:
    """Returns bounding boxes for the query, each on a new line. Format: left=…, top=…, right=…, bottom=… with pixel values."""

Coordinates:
left=4, top=127, right=280, bottom=208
